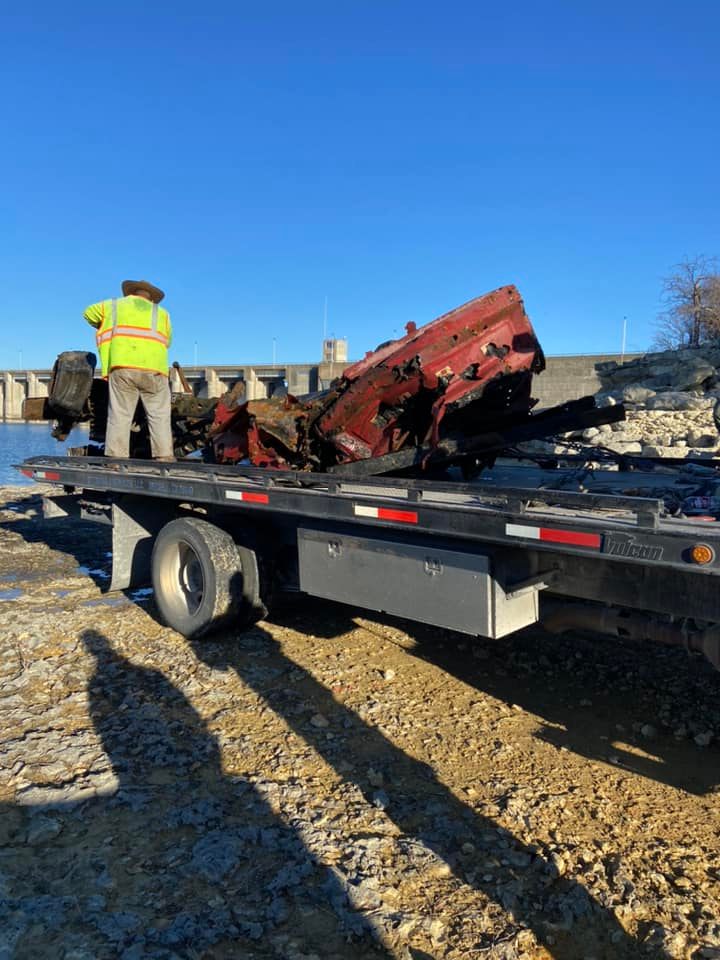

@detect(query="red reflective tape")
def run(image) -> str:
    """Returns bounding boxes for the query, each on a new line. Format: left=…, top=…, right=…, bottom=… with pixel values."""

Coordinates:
left=225, top=490, right=269, bottom=504
left=539, top=528, right=601, bottom=548
left=377, top=507, right=418, bottom=524
left=20, top=469, right=33, bottom=478
left=243, top=492, right=269, bottom=504
left=44, top=472, right=61, bottom=481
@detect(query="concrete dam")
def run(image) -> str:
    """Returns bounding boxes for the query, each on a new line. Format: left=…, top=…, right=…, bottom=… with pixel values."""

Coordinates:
left=0, top=353, right=638, bottom=421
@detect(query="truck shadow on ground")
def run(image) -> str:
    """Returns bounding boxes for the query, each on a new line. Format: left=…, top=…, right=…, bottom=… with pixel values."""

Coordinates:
left=0, top=629, right=394, bottom=959
left=0, top=500, right=114, bottom=590
left=189, top=600, right=649, bottom=960
left=271, top=598, right=720, bottom=798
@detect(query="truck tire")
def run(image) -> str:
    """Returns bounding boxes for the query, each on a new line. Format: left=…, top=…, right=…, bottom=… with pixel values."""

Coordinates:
left=151, top=517, right=265, bottom=638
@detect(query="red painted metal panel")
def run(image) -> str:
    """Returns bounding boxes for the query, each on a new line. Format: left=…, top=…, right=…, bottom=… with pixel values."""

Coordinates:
left=242, top=491, right=270, bottom=504
left=377, top=507, right=419, bottom=524
left=316, top=284, right=543, bottom=461
left=539, top=528, right=602, bottom=549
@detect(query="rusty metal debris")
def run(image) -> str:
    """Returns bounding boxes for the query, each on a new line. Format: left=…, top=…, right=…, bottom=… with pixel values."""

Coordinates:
left=23, top=284, right=625, bottom=476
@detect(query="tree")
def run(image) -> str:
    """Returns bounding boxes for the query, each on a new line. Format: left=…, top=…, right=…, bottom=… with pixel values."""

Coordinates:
left=653, top=255, right=720, bottom=349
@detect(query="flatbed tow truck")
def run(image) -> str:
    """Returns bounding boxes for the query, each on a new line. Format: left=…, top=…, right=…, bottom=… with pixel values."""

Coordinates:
left=16, top=452, right=720, bottom=672
left=16, top=284, right=720, bottom=670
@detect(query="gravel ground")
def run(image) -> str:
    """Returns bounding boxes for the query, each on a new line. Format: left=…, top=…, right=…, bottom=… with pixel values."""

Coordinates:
left=1, top=485, right=720, bottom=960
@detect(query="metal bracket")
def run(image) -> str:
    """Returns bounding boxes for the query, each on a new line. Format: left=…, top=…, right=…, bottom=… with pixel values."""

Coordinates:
left=43, top=494, right=81, bottom=520
left=505, top=569, right=558, bottom=600
left=108, top=496, right=174, bottom=592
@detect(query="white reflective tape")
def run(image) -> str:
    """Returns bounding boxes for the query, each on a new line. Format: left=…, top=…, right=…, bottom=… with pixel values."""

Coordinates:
left=506, top=523, right=540, bottom=539
left=354, top=505, right=379, bottom=518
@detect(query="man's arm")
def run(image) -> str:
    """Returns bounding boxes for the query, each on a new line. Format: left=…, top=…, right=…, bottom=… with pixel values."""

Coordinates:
left=83, top=301, right=106, bottom=329
left=166, top=312, right=173, bottom=348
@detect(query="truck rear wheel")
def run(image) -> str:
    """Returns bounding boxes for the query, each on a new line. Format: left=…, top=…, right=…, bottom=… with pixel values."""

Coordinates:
left=151, top=516, right=265, bottom=638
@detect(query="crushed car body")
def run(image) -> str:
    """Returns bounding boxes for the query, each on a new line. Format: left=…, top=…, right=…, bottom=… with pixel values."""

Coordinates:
left=209, top=284, right=547, bottom=470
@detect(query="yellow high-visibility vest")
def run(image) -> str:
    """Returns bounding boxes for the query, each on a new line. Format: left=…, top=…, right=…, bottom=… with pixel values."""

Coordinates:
left=84, top=295, right=172, bottom=377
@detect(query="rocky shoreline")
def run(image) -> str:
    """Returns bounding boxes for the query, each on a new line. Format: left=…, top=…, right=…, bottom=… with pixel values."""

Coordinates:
left=1, top=485, right=720, bottom=959
left=528, top=347, right=720, bottom=461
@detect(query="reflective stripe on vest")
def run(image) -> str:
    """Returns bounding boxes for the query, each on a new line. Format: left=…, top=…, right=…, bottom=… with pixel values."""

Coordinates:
left=97, top=327, right=169, bottom=346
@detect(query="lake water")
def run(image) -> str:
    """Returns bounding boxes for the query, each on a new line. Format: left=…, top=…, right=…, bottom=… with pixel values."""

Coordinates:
left=0, top=422, right=88, bottom=485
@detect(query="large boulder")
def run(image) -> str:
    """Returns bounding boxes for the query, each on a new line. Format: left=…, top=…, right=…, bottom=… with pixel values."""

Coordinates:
left=641, top=444, right=685, bottom=458
left=644, top=393, right=713, bottom=411
left=596, top=347, right=720, bottom=394
left=621, top=385, right=656, bottom=404
left=604, top=440, right=643, bottom=455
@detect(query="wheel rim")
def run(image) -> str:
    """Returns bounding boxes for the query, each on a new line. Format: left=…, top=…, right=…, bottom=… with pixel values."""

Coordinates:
left=159, top=538, right=205, bottom=618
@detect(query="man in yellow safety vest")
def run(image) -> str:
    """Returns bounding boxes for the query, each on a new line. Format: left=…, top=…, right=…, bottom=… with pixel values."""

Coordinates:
left=84, top=279, right=174, bottom=460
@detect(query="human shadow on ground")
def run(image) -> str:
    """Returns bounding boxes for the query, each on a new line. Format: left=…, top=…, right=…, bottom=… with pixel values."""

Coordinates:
left=191, top=606, right=649, bottom=960
left=0, top=629, right=392, bottom=959
left=272, top=597, right=720, bottom=797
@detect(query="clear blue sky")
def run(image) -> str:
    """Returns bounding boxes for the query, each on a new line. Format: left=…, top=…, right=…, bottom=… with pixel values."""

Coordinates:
left=1, top=1, right=718, bottom=369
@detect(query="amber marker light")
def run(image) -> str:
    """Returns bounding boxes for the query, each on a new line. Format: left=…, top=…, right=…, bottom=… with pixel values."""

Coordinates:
left=690, top=543, right=715, bottom=565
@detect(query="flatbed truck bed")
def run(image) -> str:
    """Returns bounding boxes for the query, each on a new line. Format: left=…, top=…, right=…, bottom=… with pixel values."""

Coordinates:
left=16, top=454, right=720, bottom=669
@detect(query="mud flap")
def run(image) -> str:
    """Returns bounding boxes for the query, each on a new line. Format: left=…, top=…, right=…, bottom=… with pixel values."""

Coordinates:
left=109, top=497, right=175, bottom=593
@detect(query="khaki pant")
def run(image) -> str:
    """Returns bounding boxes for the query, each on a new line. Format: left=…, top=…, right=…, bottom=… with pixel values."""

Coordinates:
left=105, top=369, right=173, bottom=459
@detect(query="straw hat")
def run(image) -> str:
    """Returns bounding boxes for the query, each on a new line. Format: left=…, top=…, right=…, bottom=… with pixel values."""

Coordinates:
left=121, top=279, right=165, bottom=303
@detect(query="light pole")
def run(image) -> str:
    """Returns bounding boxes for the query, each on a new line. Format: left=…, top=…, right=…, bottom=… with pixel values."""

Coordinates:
left=621, top=317, right=627, bottom=363
left=193, top=341, right=198, bottom=367
left=272, top=338, right=277, bottom=365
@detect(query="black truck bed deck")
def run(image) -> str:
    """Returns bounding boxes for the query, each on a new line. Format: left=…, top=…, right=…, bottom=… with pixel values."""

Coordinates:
left=17, top=454, right=720, bottom=577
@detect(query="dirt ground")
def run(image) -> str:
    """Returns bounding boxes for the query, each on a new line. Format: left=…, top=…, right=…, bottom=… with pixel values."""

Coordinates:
left=1, top=485, right=720, bottom=960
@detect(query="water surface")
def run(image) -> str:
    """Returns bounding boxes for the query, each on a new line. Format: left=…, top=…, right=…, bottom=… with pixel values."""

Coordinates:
left=0, top=422, right=88, bottom=486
